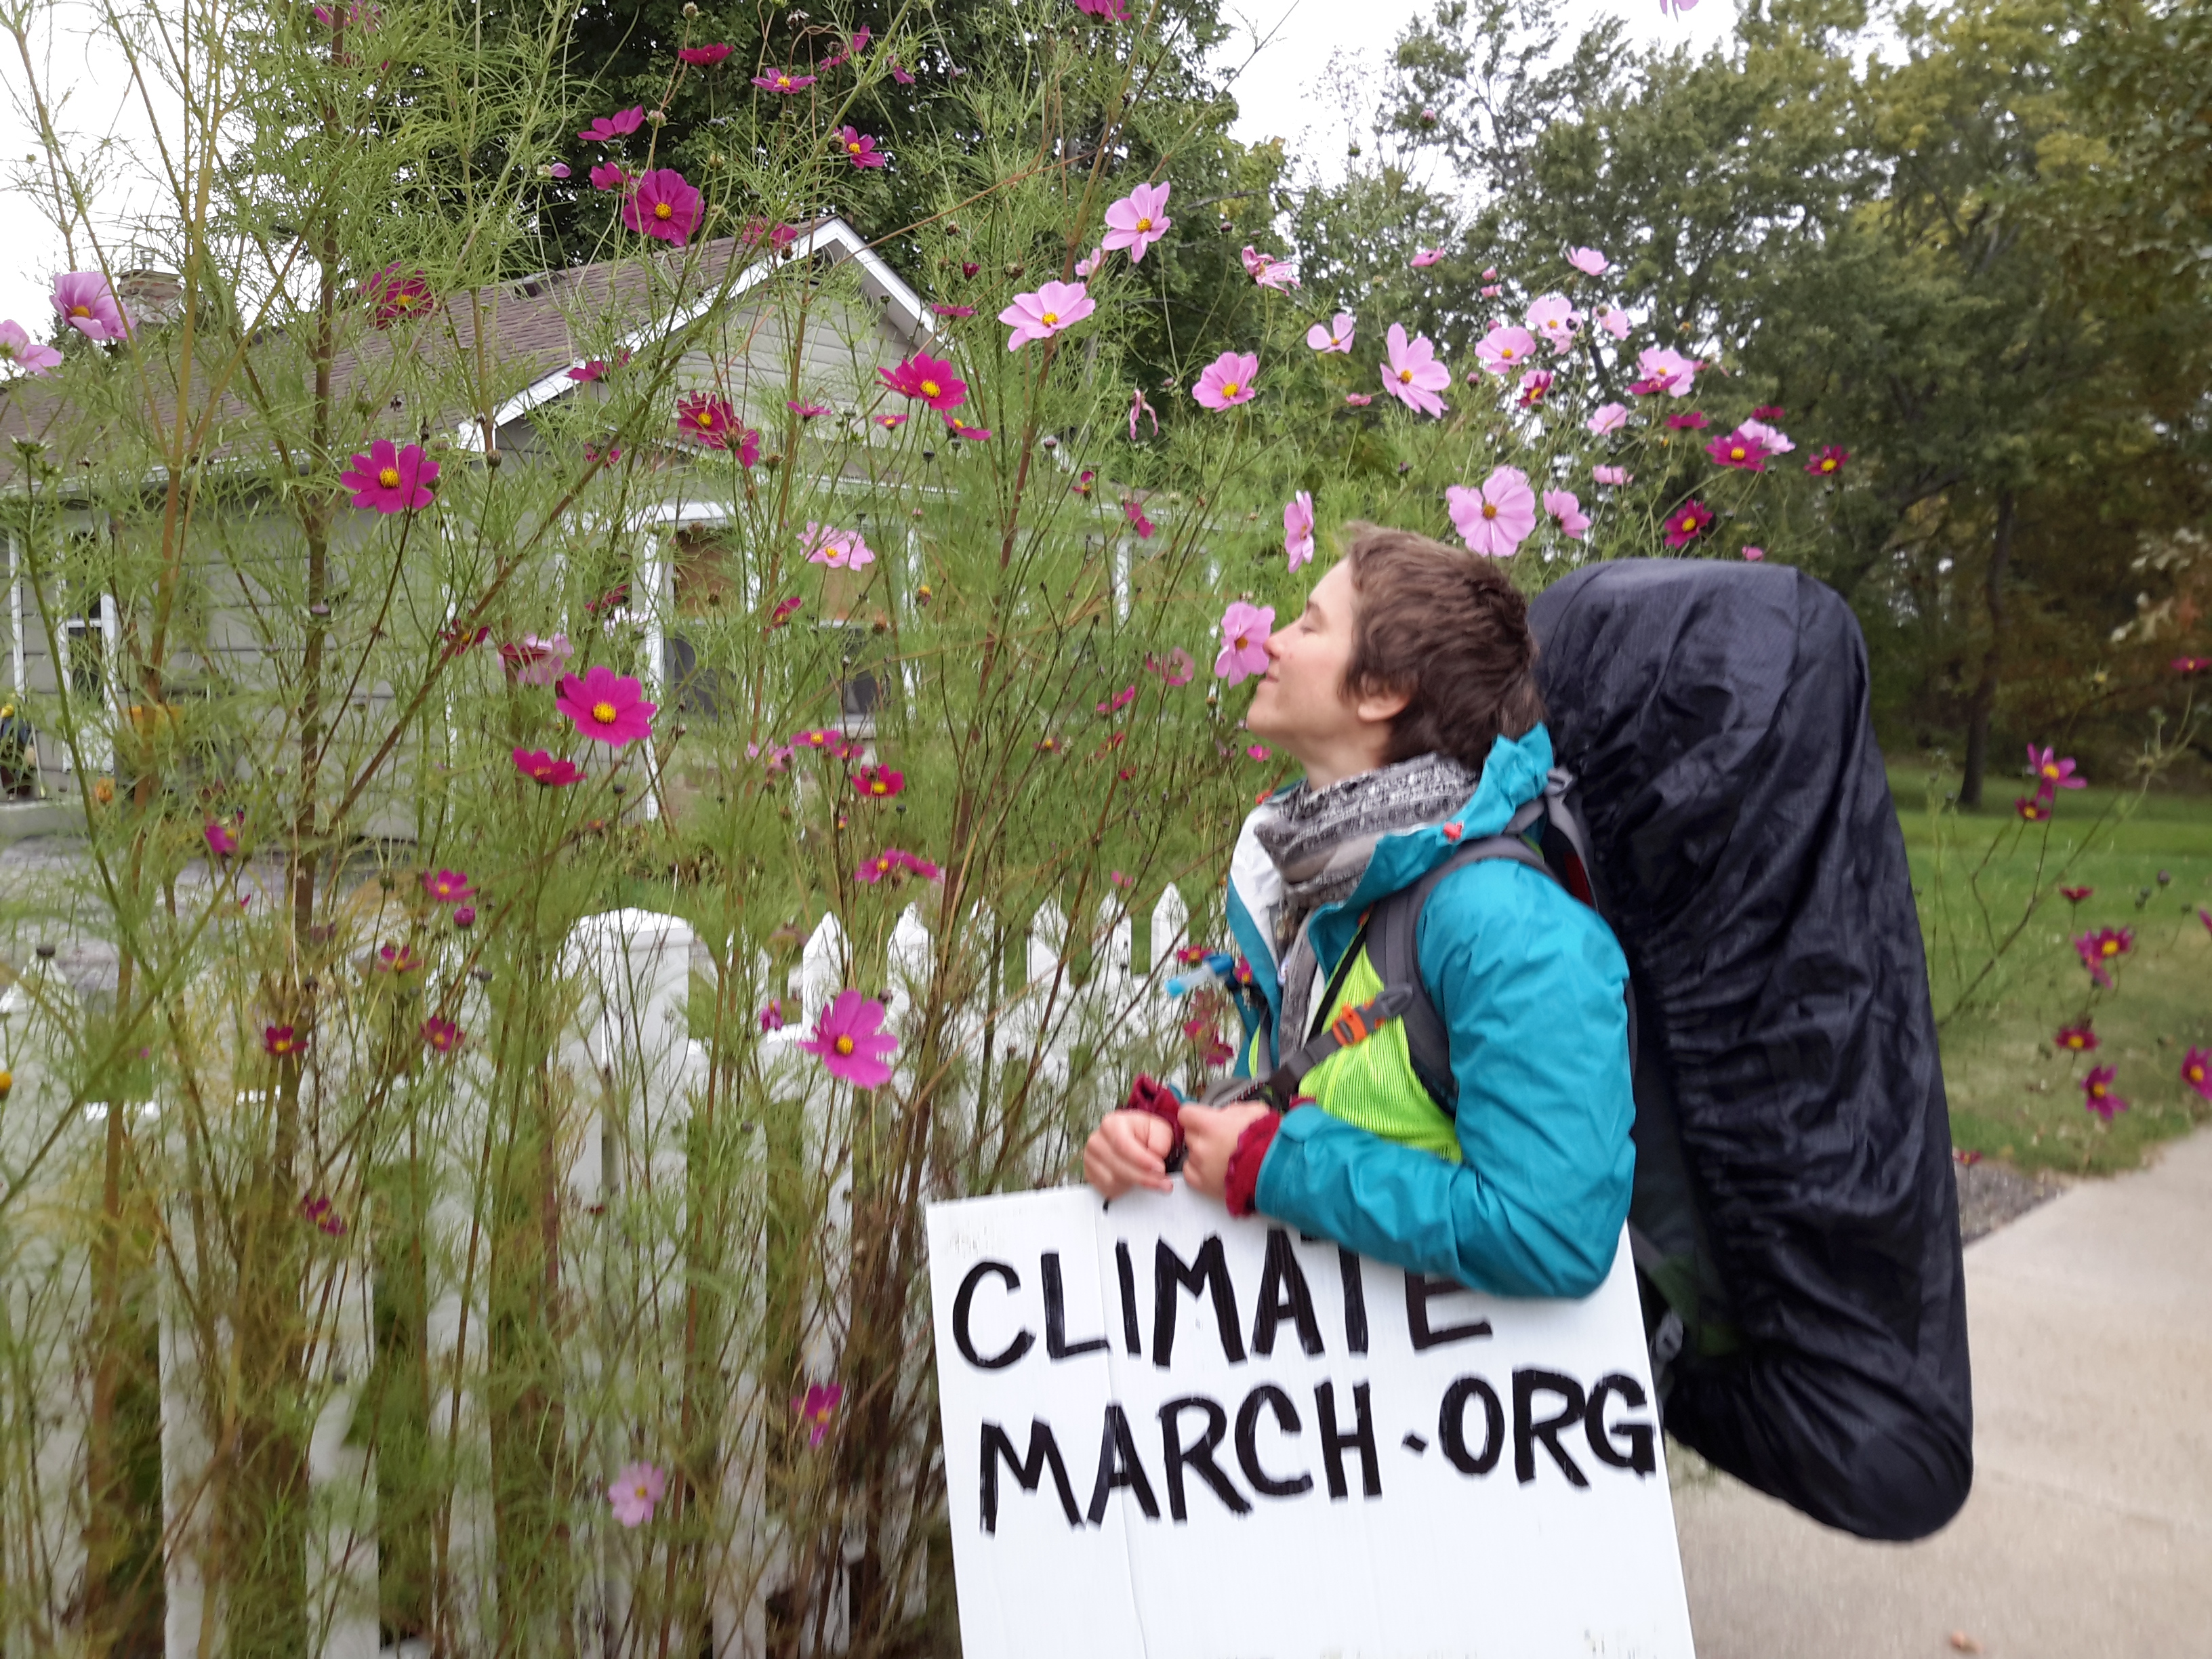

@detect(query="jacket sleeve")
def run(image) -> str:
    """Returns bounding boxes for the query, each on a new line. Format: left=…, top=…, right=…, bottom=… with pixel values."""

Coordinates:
left=1251, top=861, right=1637, bottom=1298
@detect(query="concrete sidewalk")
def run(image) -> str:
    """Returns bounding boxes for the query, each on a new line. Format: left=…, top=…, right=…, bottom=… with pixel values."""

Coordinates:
left=1673, top=1126, right=2212, bottom=1659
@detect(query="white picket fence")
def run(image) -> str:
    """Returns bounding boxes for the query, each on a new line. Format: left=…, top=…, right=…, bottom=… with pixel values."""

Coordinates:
left=0, top=879, right=1216, bottom=1657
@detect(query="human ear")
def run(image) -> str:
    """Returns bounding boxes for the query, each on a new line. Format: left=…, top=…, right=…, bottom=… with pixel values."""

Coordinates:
left=1353, top=683, right=1412, bottom=725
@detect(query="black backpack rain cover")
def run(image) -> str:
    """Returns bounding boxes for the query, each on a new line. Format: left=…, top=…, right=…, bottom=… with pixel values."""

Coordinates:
left=1528, top=558, right=1972, bottom=1542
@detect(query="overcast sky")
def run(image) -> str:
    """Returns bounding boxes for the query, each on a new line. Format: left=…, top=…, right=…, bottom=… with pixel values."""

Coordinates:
left=0, top=0, right=1738, bottom=337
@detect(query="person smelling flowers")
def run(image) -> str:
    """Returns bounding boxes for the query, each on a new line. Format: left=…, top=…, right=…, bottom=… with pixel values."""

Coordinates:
left=1084, top=524, right=1635, bottom=1298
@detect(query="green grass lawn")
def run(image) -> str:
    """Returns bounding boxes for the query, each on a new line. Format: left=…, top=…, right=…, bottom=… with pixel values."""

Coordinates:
left=1893, top=770, right=2212, bottom=1175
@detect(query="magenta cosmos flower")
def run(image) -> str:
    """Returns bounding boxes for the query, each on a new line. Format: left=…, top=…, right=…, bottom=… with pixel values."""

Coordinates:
left=801, top=523, right=876, bottom=569
left=1474, top=323, right=1536, bottom=375
left=2081, top=1065, right=2126, bottom=1122
left=422, top=1017, right=464, bottom=1056
left=1806, top=445, right=1849, bottom=476
left=1447, top=467, right=1538, bottom=558
left=621, top=169, right=702, bottom=247
left=1542, top=489, right=1590, bottom=541
left=752, top=68, right=815, bottom=93
left=877, top=351, right=966, bottom=409
left=1411, top=247, right=1445, bottom=268
left=422, top=868, right=474, bottom=903
left=0, top=321, right=62, bottom=376
left=1103, top=181, right=1173, bottom=263
left=608, top=1462, right=666, bottom=1528
left=795, top=1382, right=844, bottom=1446
left=340, top=440, right=438, bottom=513
left=1306, top=312, right=1354, bottom=354
left=589, top=161, right=633, bottom=192
left=1662, top=500, right=1714, bottom=547
left=264, top=1023, right=302, bottom=1057
left=363, top=264, right=434, bottom=327
left=2055, top=1023, right=2098, bottom=1054
left=579, top=106, right=644, bottom=142
left=556, top=665, right=657, bottom=747
left=678, top=43, right=732, bottom=65
left=2028, top=745, right=2085, bottom=793
left=205, top=819, right=238, bottom=857
left=1215, top=602, right=1274, bottom=686
left=52, top=272, right=131, bottom=342
left=1071, top=0, right=1132, bottom=16
left=1706, top=430, right=1770, bottom=471
left=1524, top=293, right=1580, bottom=352
left=676, top=393, right=760, bottom=462
left=1587, top=401, right=1629, bottom=435
left=837, top=127, right=886, bottom=168
left=1566, top=245, right=1609, bottom=276
left=1381, top=324, right=1450, bottom=417
left=2182, top=1048, right=2212, bottom=1105
left=513, top=747, right=583, bottom=786
left=800, top=990, right=899, bottom=1088
left=1193, top=350, right=1258, bottom=410
left=1000, top=281, right=1094, bottom=350
left=1284, top=491, right=1315, bottom=571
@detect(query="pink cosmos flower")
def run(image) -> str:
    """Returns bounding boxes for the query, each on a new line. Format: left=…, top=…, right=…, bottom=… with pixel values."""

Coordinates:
left=2015, top=796, right=2051, bottom=823
left=1524, top=293, right=1580, bottom=352
left=837, top=127, right=886, bottom=168
left=1482, top=266, right=1499, bottom=280
left=621, top=169, right=703, bottom=247
left=556, top=665, right=656, bottom=747
left=1343, top=392, right=1374, bottom=407
left=550, top=161, right=572, bottom=179
left=799, top=991, right=898, bottom=1088
left=1636, top=346, right=1699, bottom=396
left=500, top=634, right=573, bottom=685
left=1103, top=182, right=1173, bottom=263
left=1447, top=468, right=1538, bottom=558
left=579, top=106, right=644, bottom=142
left=739, top=218, right=798, bottom=251
left=944, top=413, right=992, bottom=441
left=513, top=747, right=583, bottom=786
left=1542, top=489, right=1590, bottom=541
left=1411, top=247, right=1445, bottom=268
left=1593, top=465, right=1631, bottom=486
left=1516, top=369, right=1554, bottom=407
left=1000, top=281, right=1095, bottom=349
left=890, top=60, right=914, bottom=83
left=1240, top=246, right=1299, bottom=289
left=769, top=596, right=804, bottom=628
left=787, top=401, right=830, bottom=419
left=453, top=905, right=476, bottom=928
left=1284, top=491, right=1315, bottom=571
left=609, top=1462, right=666, bottom=1528
left=2182, top=1048, right=2212, bottom=1104
left=758, top=998, right=786, bottom=1033
left=1246, top=745, right=1270, bottom=760
left=2172, top=655, right=2211, bottom=675
left=0, top=321, right=62, bottom=376
left=1193, top=350, right=1259, bottom=410
left=878, top=351, right=966, bottom=409
left=568, top=356, right=621, bottom=382
left=854, top=766, right=905, bottom=800
left=1666, top=412, right=1711, bottom=430
left=1806, top=445, right=1849, bottom=476
left=1587, top=401, right=1629, bottom=435
left=1740, top=417, right=1793, bottom=454
left=1742, top=546, right=1765, bottom=561
left=205, top=820, right=238, bottom=858
left=1595, top=306, right=1631, bottom=340
left=1307, top=312, right=1355, bottom=354
left=589, top=161, right=633, bottom=192
left=1566, top=246, right=1609, bottom=276
left=52, top=272, right=132, bottom=342
left=678, top=43, right=732, bottom=65
left=2074, top=926, right=2133, bottom=987
left=1706, top=430, right=1771, bottom=471
left=422, top=869, right=475, bottom=903
left=794, top=1382, right=844, bottom=1446
left=1381, top=324, right=1450, bottom=417
left=801, top=523, right=876, bottom=569
left=1123, top=498, right=1154, bottom=539
left=376, top=943, right=419, bottom=975
left=1215, top=602, right=1274, bottom=685
left=422, top=1017, right=464, bottom=1056
left=264, top=1024, right=301, bottom=1058
left=361, top=265, right=434, bottom=327
left=1095, top=685, right=1137, bottom=716
left=2081, top=1065, right=2127, bottom=1122
left=676, top=392, right=741, bottom=452
left=752, top=68, right=815, bottom=93
left=1663, top=501, right=1714, bottom=546
left=928, top=303, right=975, bottom=319
left=340, top=440, right=438, bottom=513
left=1146, top=647, right=1196, bottom=687
left=1474, top=323, right=1536, bottom=375
left=2028, top=745, right=2085, bottom=792
left=2056, top=1023, right=2099, bottom=1053
left=1071, top=0, right=1132, bottom=14
left=1073, top=247, right=1104, bottom=279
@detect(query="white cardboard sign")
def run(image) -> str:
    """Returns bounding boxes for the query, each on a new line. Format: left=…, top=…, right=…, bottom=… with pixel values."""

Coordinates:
left=926, top=1183, right=1696, bottom=1659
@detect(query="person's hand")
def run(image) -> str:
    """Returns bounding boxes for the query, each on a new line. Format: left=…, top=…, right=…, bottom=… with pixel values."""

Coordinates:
left=1084, top=1110, right=1178, bottom=1200
left=1179, top=1101, right=1273, bottom=1202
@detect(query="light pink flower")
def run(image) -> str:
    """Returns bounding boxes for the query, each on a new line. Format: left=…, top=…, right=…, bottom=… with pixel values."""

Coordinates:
left=1284, top=491, right=1315, bottom=571
left=1343, top=392, right=1373, bottom=407
left=1215, top=601, right=1275, bottom=685
left=999, top=280, right=1094, bottom=349
left=1446, top=467, right=1537, bottom=558
left=1146, top=647, right=1195, bottom=687
left=608, top=1462, right=666, bottom=1528
left=1474, top=323, right=1537, bottom=375
left=1587, top=401, right=1629, bottom=435
left=1411, top=247, right=1444, bottom=268
left=1739, top=417, right=1794, bottom=454
left=1595, top=305, right=1631, bottom=340
left=52, top=272, right=131, bottom=342
left=556, top=665, right=657, bottom=747
left=1103, top=181, right=1173, bottom=263
left=621, top=169, right=703, bottom=247
left=1635, top=346, right=1699, bottom=396
left=801, top=523, right=876, bottom=569
left=1240, top=246, right=1299, bottom=289
left=501, top=634, right=573, bottom=685
left=1306, top=312, right=1354, bottom=354
left=1073, top=247, right=1104, bottom=278
left=1524, top=293, right=1580, bottom=352
left=1193, top=350, right=1258, bottom=410
left=1593, top=464, right=1631, bottom=486
left=1742, top=546, right=1765, bottom=561
left=1381, top=324, right=1450, bottom=417
left=0, top=321, right=62, bottom=375
left=799, top=991, right=898, bottom=1088
left=340, top=439, right=438, bottom=513
left=1566, top=246, right=1609, bottom=276
left=1542, top=488, right=1590, bottom=541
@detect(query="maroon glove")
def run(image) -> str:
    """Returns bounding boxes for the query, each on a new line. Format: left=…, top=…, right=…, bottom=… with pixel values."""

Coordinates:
left=1225, top=1096, right=1307, bottom=1218
left=1123, top=1073, right=1187, bottom=1164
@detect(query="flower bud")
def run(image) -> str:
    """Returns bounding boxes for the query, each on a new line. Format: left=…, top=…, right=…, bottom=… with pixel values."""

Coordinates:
left=682, top=1, right=697, bottom=13
left=646, top=108, right=668, bottom=126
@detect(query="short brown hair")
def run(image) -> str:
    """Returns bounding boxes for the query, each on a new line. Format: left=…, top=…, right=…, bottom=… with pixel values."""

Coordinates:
left=1338, top=523, right=1545, bottom=772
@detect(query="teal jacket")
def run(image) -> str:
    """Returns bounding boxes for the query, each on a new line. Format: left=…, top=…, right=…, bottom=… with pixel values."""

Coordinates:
left=1223, top=726, right=1635, bottom=1299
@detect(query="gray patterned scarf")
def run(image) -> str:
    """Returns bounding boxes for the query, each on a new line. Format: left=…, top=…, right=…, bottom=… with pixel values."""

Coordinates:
left=1254, top=752, right=1479, bottom=1054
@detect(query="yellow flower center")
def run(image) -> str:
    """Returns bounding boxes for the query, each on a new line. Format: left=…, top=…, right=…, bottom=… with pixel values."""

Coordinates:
left=1136, top=216, right=1153, bottom=231
left=835, top=1035, right=855, bottom=1055
left=1233, top=634, right=1249, bottom=650
left=1221, top=382, right=1240, bottom=397
left=695, top=411, right=714, bottom=428
left=848, top=140, right=863, bottom=152
left=1731, top=447, right=1746, bottom=460
left=870, top=781, right=886, bottom=794
left=1041, top=311, right=1059, bottom=325
left=378, top=466, right=401, bottom=487
left=592, top=700, right=617, bottom=724
left=655, top=200, right=674, bottom=220
left=68, top=303, right=91, bottom=317
left=920, top=380, right=939, bottom=397
left=1482, top=502, right=1498, bottom=520
left=1822, top=459, right=1837, bottom=471
left=2102, top=940, right=2118, bottom=956
left=777, top=75, right=792, bottom=87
